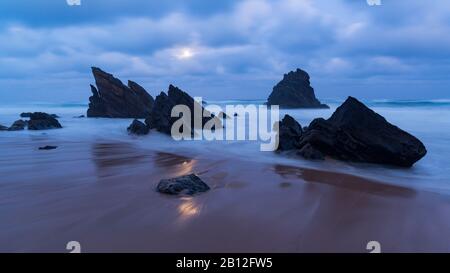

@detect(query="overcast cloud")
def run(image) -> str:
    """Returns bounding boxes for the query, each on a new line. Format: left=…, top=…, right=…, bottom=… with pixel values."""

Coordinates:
left=1, top=0, right=449, bottom=102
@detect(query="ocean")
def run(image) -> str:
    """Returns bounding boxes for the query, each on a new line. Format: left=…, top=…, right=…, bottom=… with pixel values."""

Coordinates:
left=1, top=99, right=450, bottom=194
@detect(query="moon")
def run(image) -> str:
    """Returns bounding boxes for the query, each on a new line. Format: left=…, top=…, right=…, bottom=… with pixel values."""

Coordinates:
left=176, top=48, right=194, bottom=60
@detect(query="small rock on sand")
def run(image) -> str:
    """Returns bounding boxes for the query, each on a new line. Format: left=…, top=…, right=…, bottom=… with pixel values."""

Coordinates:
left=157, top=173, right=210, bottom=195
left=39, top=145, right=58, bottom=150
left=127, top=119, right=149, bottom=135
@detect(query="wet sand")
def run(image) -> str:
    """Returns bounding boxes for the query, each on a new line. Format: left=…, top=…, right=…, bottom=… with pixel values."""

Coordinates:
left=1, top=138, right=450, bottom=253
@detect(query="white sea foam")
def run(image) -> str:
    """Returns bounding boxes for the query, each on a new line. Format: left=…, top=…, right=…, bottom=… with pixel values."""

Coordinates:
left=1, top=100, right=450, bottom=194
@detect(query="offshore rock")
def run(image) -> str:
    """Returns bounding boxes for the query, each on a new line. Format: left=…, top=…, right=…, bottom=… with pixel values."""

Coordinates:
left=87, top=67, right=154, bottom=118
left=267, top=69, right=329, bottom=109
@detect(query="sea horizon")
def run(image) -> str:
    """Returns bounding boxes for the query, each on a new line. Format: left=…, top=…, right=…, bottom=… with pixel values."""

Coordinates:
left=3, top=97, right=450, bottom=109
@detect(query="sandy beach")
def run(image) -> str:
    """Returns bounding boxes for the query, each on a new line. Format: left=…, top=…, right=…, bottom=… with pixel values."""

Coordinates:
left=1, top=136, right=450, bottom=253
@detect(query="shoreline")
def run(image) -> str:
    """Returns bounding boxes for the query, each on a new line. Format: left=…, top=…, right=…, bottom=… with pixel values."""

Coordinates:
left=1, top=138, right=450, bottom=252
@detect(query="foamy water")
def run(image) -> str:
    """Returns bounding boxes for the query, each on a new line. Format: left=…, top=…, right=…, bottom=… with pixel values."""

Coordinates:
left=1, top=99, right=450, bottom=194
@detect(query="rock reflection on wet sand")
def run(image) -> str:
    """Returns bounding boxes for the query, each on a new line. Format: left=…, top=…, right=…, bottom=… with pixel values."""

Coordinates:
left=92, top=143, right=147, bottom=177
left=153, top=152, right=193, bottom=168
left=152, top=152, right=196, bottom=176
left=273, top=164, right=416, bottom=198
left=91, top=144, right=198, bottom=178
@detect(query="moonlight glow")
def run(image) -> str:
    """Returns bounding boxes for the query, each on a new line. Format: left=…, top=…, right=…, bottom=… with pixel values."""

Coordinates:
left=176, top=48, right=194, bottom=60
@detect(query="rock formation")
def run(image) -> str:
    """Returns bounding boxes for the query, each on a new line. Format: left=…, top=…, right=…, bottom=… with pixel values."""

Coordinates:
left=145, top=92, right=174, bottom=135
left=87, top=67, right=154, bottom=118
left=1, top=113, right=62, bottom=131
left=127, top=119, right=149, bottom=135
left=145, top=85, right=221, bottom=135
left=267, top=69, right=329, bottom=109
left=157, top=173, right=210, bottom=195
left=28, top=112, right=62, bottom=130
left=277, top=97, right=427, bottom=167
left=276, top=115, right=303, bottom=151
left=8, top=120, right=27, bottom=131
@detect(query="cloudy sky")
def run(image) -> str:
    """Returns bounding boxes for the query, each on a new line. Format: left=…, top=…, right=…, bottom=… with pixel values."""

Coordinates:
left=1, top=0, right=450, bottom=102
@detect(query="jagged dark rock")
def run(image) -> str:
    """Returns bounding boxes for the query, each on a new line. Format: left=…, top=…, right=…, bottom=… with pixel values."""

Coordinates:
left=157, top=173, right=210, bottom=195
left=296, top=97, right=427, bottom=167
left=297, top=143, right=324, bottom=160
left=127, top=119, right=149, bottom=135
left=128, top=80, right=155, bottom=110
left=87, top=67, right=154, bottom=118
left=0, top=124, right=9, bottom=131
left=276, top=114, right=303, bottom=151
left=39, top=145, right=58, bottom=150
left=27, top=112, right=62, bottom=130
left=145, top=85, right=221, bottom=135
left=8, top=120, right=27, bottom=131
left=267, top=69, right=329, bottom=109
left=145, top=92, right=175, bottom=135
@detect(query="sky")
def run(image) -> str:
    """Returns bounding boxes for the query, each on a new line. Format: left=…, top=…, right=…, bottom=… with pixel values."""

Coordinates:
left=0, top=0, right=450, bottom=103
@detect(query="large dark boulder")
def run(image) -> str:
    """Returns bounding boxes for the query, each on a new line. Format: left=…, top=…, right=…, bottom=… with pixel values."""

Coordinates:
left=87, top=67, right=154, bottom=118
left=145, top=85, right=221, bottom=135
left=267, top=69, right=329, bottom=109
left=28, top=112, right=62, bottom=130
left=276, top=114, right=303, bottom=151
left=297, top=97, right=427, bottom=167
left=8, top=120, right=27, bottom=131
left=157, top=173, right=210, bottom=195
left=127, top=119, right=149, bottom=135
left=0, top=124, right=9, bottom=131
